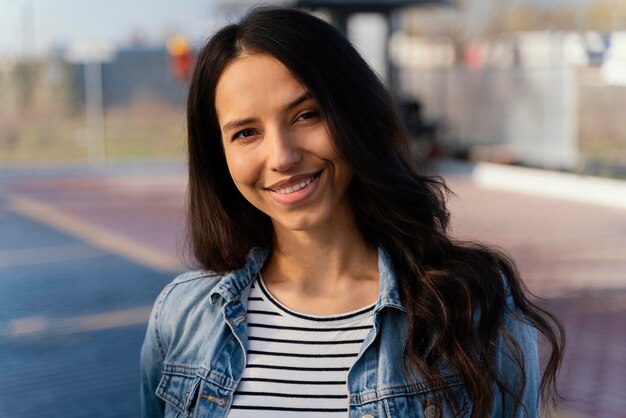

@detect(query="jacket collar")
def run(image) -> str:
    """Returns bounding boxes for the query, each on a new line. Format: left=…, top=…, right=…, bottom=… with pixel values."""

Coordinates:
left=208, top=247, right=268, bottom=305
left=376, top=246, right=406, bottom=312
left=209, top=246, right=406, bottom=311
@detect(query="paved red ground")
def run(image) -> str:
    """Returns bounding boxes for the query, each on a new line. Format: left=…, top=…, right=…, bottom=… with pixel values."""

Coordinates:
left=445, top=176, right=626, bottom=418
left=1, top=162, right=624, bottom=417
left=1, top=168, right=187, bottom=258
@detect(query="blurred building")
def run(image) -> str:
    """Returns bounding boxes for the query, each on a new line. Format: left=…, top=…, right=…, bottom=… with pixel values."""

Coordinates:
left=389, top=3, right=626, bottom=171
left=68, top=46, right=188, bottom=109
left=1, top=0, right=624, bottom=174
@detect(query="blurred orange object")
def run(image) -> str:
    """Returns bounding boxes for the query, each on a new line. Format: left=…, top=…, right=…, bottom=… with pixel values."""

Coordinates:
left=166, top=35, right=192, bottom=82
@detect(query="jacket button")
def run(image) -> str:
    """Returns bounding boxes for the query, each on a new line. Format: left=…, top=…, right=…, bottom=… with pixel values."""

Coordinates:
left=361, top=415, right=375, bottom=418
left=424, top=404, right=441, bottom=418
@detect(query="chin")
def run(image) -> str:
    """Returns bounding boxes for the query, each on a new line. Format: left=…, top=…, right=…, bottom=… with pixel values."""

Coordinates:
left=274, top=214, right=325, bottom=233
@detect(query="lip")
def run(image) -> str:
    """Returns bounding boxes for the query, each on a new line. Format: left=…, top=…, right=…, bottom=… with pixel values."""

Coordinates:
left=265, top=170, right=323, bottom=192
left=266, top=170, right=323, bottom=205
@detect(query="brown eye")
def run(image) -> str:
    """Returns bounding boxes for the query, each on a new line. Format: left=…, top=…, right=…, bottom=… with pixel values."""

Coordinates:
left=232, top=128, right=257, bottom=141
left=297, top=110, right=319, bottom=121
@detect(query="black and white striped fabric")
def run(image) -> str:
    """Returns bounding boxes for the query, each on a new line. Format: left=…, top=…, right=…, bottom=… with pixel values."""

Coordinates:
left=228, top=275, right=375, bottom=417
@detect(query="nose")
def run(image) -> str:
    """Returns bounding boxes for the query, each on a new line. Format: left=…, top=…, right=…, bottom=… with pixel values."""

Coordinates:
left=266, top=126, right=301, bottom=172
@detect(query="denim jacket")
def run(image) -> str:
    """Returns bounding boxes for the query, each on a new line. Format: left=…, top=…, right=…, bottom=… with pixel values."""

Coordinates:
left=140, top=247, right=539, bottom=418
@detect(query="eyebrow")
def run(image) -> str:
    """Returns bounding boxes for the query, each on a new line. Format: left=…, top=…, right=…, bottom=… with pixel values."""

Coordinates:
left=221, top=91, right=313, bottom=133
left=222, top=117, right=258, bottom=134
left=285, top=91, right=312, bottom=112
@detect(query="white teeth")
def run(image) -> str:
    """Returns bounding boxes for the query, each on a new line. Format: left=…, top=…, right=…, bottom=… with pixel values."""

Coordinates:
left=277, top=176, right=314, bottom=195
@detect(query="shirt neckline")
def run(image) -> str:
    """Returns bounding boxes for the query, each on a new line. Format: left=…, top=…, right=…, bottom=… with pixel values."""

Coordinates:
left=256, top=274, right=376, bottom=323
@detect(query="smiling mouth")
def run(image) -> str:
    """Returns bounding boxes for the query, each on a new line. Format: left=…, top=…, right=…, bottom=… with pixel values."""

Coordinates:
left=270, top=171, right=322, bottom=195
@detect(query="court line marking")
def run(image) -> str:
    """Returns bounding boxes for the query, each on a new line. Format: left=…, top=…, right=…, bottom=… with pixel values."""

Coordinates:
left=0, top=242, right=109, bottom=269
left=6, top=194, right=182, bottom=272
left=3, top=306, right=153, bottom=338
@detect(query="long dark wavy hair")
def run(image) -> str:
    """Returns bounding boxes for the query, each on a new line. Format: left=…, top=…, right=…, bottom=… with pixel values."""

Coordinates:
left=186, top=7, right=564, bottom=418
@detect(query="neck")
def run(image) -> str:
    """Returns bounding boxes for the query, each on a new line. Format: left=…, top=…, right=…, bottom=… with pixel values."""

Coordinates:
left=263, top=211, right=378, bottom=296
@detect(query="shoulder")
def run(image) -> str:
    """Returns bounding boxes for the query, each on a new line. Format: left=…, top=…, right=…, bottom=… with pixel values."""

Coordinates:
left=156, top=247, right=267, bottom=316
left=158, top=269, right=223, bottom=301
left=170, top=269, right=222, bottom=286
left=155, top=270, right=223, bottom=317
left=149, top=269, right=225, bottom=346
left=140, top=269, right=235, bottom=387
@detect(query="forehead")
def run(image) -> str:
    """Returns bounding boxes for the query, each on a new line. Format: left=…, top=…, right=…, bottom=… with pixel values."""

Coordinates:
left=215, top=54, right=308, bottom=122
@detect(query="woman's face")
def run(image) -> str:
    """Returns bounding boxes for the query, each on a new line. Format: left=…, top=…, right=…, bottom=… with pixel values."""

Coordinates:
left=215, top=53, right=353, bottom=233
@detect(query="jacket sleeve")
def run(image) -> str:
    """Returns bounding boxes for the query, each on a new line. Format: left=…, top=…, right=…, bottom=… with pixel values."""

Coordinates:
left=140, top=286, right=170, bottom=418
left=490, top=294, right=541, bottom=418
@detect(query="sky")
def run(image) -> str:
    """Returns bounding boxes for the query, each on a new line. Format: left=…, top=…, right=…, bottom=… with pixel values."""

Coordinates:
left=0, top=0, right=593, bottom=59
left=0, top=0, right=231, bottom=58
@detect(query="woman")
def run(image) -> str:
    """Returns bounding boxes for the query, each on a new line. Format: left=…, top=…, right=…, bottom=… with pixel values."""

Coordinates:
left=141, top=7, right=563, bottom=418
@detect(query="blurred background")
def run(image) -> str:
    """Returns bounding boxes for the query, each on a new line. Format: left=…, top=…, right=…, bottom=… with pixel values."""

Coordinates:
left=0, top=0, right=624, bottom=417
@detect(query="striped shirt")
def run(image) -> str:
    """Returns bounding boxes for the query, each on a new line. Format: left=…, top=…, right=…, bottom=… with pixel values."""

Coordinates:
left=228, top=275, right=375, bottom=417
